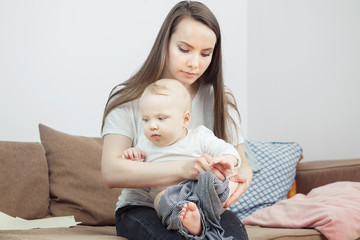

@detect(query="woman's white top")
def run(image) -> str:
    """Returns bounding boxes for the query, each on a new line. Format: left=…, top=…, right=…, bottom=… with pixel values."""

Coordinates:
left=102, top=83, right=244, bottom=210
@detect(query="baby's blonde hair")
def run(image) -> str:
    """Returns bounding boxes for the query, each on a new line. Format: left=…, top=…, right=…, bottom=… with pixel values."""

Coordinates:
left=140, top=79, right=192, bottom=112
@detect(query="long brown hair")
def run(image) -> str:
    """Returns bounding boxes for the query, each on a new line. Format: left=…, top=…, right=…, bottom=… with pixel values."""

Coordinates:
left=101, top=1, right=240, bottom=143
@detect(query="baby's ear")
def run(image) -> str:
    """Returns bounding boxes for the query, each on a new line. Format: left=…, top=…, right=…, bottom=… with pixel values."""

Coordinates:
left=184, top=111, right=191, bottom=127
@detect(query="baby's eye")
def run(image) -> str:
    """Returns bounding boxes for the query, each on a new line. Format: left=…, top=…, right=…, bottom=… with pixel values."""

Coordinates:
left=158, top=116, right=166, bottom=121
left=142, top=118, right=149, bottom=122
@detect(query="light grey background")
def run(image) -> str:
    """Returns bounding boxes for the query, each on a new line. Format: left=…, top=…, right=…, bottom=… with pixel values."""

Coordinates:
left=1, top=0, right=359, bottom=162
left=247, top=0, right=360, bottom=161
left=0, top=0, right=247, bottom=141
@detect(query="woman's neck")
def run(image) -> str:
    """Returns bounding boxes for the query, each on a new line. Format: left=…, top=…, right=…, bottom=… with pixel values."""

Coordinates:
left=187, top=81, right=200, bottom=100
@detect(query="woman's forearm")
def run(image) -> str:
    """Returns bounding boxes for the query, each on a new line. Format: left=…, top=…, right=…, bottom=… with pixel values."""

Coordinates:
left=101, top=133, right=188, bottom=189
left=102, top=157, right=187, bottom=189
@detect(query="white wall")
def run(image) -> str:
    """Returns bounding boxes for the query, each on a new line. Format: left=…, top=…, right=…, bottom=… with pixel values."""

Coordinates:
left=3, top=0, right=358, bottom=163
left=248, top=0, right=360, bottom=161
left=0, top=0, right=247, bottom=141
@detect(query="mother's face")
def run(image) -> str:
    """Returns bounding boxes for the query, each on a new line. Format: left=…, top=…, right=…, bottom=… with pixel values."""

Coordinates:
left=161, top=17, right=217, bottom=87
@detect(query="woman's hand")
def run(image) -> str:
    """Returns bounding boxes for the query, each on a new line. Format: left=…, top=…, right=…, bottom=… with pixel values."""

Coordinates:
left=222, top=173, right=248, bottom=208
left=210, top=154, right=237, bottom=177
left=222, top=144, right=253, bottom=208
left=183, top=154, right=225, bottom=181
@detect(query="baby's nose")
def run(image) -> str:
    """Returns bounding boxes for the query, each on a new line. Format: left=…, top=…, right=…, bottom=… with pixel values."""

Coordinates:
left=150, top=121, right=158, bottom=130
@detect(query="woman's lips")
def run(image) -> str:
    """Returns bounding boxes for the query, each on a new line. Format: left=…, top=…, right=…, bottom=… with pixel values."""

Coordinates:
left=182, top=71, right=197, bottom=78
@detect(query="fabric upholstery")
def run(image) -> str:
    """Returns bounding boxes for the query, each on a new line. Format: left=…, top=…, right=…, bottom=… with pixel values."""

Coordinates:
left=230, top=140, right=302, bottom=219
left=0, top=225, right=323, bottom=240
left=242, top=182, right=360, bottom=240
left=296, top=158, right=360, bottom=194
left=0, top=141, right=50, bottom=219
left=38, top=124, right=122, bottom=225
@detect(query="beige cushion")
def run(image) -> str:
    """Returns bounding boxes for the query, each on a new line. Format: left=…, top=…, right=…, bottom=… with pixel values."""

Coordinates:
left=0, top=225, right=323, bottom=240
left=0, top=225, right=125, bottom=240
left=39, top=124, right=122, bottom=225
left=0, top=141, right=50, bottom=219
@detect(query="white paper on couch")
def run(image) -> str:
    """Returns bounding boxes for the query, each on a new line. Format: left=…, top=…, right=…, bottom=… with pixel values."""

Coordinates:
left=0, top=211, right=81, bottom=230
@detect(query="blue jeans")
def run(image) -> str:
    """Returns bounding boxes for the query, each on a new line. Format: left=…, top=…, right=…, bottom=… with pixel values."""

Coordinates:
left=115, top=205, right=248, bottom=240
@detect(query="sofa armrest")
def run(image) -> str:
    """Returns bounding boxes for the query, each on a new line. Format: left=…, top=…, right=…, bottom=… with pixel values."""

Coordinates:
left=296, top=158, right=360, bottom=195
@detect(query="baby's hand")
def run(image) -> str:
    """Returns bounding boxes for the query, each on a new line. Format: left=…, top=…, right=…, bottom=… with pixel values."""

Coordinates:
left=123, top=147, right=146, bottom=160
left=210, top=155, right=238, bottom=177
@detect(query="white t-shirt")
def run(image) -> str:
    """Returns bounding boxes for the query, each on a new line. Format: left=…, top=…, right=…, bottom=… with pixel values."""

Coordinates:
left=102, top=83, right=244, bottom=209
left=134, top=125, right=241, bottom=199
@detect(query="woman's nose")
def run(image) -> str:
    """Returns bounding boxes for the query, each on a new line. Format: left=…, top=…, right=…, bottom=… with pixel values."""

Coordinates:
left=187, top=54, right=199, bottom=68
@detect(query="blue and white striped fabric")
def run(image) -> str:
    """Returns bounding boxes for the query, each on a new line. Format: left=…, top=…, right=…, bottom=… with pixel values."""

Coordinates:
left=229, top=140, right=303, bottom=219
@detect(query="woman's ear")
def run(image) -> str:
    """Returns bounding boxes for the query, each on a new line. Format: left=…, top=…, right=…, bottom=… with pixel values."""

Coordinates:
left=184, top=111, right=191, bottom=128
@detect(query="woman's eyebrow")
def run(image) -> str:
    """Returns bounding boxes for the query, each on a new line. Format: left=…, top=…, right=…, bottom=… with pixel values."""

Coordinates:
left=178, top=41, right=214, bottom=51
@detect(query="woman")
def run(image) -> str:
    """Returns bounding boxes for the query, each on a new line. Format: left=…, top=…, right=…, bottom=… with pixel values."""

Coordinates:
left=101, top=1, right=252, bottom=239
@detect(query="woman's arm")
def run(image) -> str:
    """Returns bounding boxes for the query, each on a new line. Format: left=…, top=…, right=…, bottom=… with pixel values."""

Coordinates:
left=101, top=134, right=215, bottom=189
left=222, top=144, right=253, bottom=208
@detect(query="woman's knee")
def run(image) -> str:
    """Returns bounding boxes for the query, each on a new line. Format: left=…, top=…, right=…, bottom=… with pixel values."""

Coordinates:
left=115, top=206, right=184, bottom=240
left=221, top=210, right=248, bottom=240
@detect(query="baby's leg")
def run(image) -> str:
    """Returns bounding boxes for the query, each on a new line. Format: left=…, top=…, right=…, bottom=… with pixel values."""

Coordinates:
left=221, top=178, right=239, bottom=213
left=155, top=189, right=202, bottom=236
left=179, top=202, right=202, bottom=236
left=228, top=178, right=239, bottom=198
left=154, top=189, right=166, bottom=212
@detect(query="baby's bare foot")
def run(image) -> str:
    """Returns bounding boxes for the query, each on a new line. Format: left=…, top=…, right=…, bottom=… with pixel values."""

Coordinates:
left=179, top=202, right=202, bottom=235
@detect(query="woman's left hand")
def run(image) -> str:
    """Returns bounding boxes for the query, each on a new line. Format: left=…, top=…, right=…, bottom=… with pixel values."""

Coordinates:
left=222, top=144, right=253, bottom=208
left=222, top=173, right=248, bottom=208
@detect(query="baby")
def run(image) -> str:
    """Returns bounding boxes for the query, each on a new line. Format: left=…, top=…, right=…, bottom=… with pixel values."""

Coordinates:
left=123, top=79, right=240, bottom=239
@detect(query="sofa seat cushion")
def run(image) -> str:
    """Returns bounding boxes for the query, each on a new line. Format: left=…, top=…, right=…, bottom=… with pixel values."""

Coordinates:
left=0, top=225, right=125, bottom=240
left=0, top=225, right=324, bottom=240
left=39, top=124, right=122, bottom=226
left=0, top=141, right=50, bottom=219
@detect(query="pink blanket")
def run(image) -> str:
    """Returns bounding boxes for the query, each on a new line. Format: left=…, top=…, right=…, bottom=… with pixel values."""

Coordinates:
left=242, top=181, right=360, bottom=240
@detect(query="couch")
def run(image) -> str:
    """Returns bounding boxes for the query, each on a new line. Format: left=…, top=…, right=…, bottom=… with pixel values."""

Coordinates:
left=1, top=124, right=359, bottom=240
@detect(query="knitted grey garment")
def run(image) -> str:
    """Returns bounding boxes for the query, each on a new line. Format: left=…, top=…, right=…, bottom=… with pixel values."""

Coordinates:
left=157, top=171, right=233, bottom=240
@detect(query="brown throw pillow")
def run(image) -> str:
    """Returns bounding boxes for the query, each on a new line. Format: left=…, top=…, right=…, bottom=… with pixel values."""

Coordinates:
left=0, top=141, right=50, bottom=219
left=38, top=124, right=122, bottom=225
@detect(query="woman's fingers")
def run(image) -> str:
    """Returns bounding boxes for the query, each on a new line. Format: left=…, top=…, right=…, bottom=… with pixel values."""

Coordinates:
left=197, top=154, right=225, bottom=181
left=188, top=154, right=231, bottom=181
left=188, top=154, right=215, bottom=179
left=195, top=154, right=212, bottom=171
left=210, top=165, right=226, bottom=181
left=223, top=174, right=248, bottom=208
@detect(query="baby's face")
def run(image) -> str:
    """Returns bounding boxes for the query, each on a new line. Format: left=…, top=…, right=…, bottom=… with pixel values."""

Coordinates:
left=140, top=94, right=188, bottom=147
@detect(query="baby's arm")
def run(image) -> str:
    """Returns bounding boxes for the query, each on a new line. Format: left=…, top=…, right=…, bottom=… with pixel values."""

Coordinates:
left=123, top=147, right=146, bottom=160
